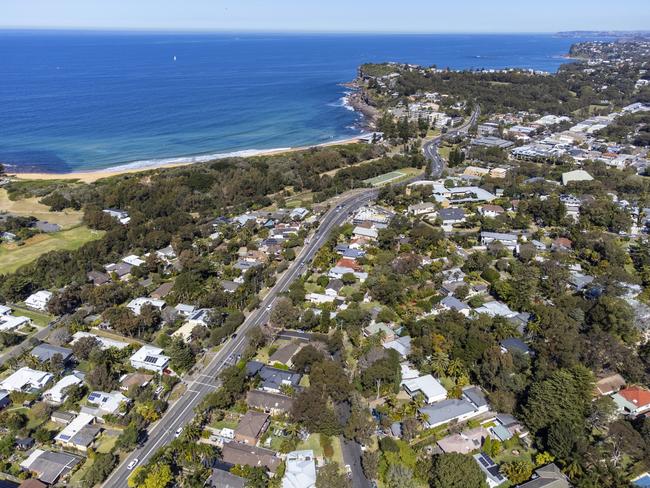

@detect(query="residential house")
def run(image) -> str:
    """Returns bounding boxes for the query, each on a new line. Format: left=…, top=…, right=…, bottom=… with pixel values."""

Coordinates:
left=325, top=279, right=344, bottom=297
left=24, top=291, right=53, bottom=312
left=479, top=205, right=505, bottom=218
left=30, top=343, right=73, bottom=364
left=0, top=367, right=53, bottom=393
left=306, top=293, right=337, bottom=305
left=419, top=386, right=489, bottom=429
left=500, top=338, right=532, bottom=356
left=0, top=314, right=30, bottom=332
left=220, top=443, right=281, bottom=474
left=517, top=463, right=570, bottom=488
left=122, top=254, right=145, bottom=267
left=54, top=412, right=101, bottom=452
left=234, top=411, right=270, bottom=445
left=383, top=336, right=412, bottom=358
left=42, top=373, right=84, bottom=404
left=246, top=362, right=301, bottom=394
left=475, top=301, right=518, bottom=318
left=126, top=297, right=165, bottom=315
left=437, top=427, right=490, bottom=454
left=491, top=413, right=529, bottom=441
left=473, top=452, right=507, bottom=487
left=70, top=331, right=130, bottom=350
left=471, top=136, right=514, bottom=149
left=206, top=469, right=246, bottom=488
left=352, top=226, right=378, bottom=240
left=269, top=342, right=303, bottom=368
left=402, top=375, right=447, bottom=404
left=82, top=391, right=129, bottom=419
left=562, top=170, right=593, bottom=186
left=0, top=390, right=10, bottom=410
left=612, top=387, right=650, bottom=416
left=247, top=390, right=294, bottom=415
left=87, top=271, right=111, bottom=286
left=155, top=245, right=177, bottom=262
left=120, top=372, right=153, bottom=392
left=20, top=449, right=82, bottom=485
left=594, top=374, right=626, bottom=397
left=51, top=411, right=76, bottom=425
left=222, top=281, right=241, bottom=294
left=105, top=261, right=133, bottom=281
left=186, top=308, right=212, bottom=327
left=283, top=450, right=317, bottom=488
left=102, top=208, right=130, bottom=224
left=439, top=296, right=471, bottom=317
left=130, top=345, right=170, bottom=373
left=438, top=207, right=466, bottom=225
left=480, top=232, right=518, bottom=251
left=551, top=237, right=573, bottom=252
left=363, top=322, right=396, bottom=343
left=408, top=202, right=437, bottom=216
left=150, top=282, right=173, bottom=300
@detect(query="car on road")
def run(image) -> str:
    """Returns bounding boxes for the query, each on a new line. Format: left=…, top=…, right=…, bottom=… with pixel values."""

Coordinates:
left=127, top=459, right=139, bottom=470
left=266, top=305, right=272, bottom=311
left=174, top=427, right=183, bottom=438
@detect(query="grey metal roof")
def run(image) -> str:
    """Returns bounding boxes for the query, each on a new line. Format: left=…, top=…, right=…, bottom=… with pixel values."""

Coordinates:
left=31, top=344, right=73, bottom=362
left=419, top=399, right=476, bottom=426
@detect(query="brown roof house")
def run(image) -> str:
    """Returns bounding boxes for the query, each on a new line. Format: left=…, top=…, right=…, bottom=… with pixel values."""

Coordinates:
left=268, top=341, right=303, bottom=368
left=221, top=443, right=280, bottom=474
left=234, top=411, right=270, bottom=445
left=246, top=390, right=294, bottom=415
left=595, top=373, right=626, bottom=397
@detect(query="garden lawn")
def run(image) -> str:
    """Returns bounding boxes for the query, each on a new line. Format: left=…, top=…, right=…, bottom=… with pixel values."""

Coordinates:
left=0, top=225, right=104, bottom=274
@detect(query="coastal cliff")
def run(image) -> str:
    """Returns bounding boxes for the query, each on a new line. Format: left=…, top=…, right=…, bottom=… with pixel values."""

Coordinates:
left=342, top=79, right=379, bottom=130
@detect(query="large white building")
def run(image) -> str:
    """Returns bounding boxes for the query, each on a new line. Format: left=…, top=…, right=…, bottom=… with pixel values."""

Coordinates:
left=24, top=290, right=53, bottom=311
left=0, top=367, right=53, bottom=392
left=43, top=373, right=84, bottom=404
left=282, top=450, right=317, bottom=488
left=130, top=345, right=170, bottom=373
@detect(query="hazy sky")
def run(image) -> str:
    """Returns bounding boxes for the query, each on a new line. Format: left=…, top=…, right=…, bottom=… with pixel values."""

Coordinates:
left=1, top=0, right=648, bottom=33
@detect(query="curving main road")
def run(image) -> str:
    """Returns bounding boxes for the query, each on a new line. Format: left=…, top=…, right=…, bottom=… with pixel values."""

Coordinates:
left=103, top=188, right=379, bottom=487
left=423, top=106, right=481, bottom=178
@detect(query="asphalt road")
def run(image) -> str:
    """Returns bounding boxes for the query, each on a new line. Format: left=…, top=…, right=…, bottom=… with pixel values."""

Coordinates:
left=422, top=106, right=481, bottom=178
left=103, top=188, right=379, bottom=487
left=341, top=437, right=371, bottom=488
left=0, top=315, right=63, bottom=365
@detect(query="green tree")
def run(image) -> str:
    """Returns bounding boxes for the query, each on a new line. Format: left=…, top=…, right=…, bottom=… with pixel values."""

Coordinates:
left=429, top=453, right=487, bottom=488
left=500, top=461, right=533, bottom=485
left=316, top=462, right=351, bottom=488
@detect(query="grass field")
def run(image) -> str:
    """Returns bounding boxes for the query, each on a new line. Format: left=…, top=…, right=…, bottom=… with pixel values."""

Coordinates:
left=11, top=304, right=53, bottom=327
left=0, top=188, right=84, bottom=228
left=0, top=225, right=104, bottom=273
left=365, top=171, right=407, bottom=187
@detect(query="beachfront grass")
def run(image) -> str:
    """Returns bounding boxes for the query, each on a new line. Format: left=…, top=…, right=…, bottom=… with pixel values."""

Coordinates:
left=0, top=188, right=84, bottom=228
left=0, top=225, right=104, bottom=274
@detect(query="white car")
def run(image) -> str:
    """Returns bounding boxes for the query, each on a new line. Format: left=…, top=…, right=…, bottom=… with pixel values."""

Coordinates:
left=127, top=459, right=139, bottom=470
left=174, top=427, right=183, bottom=438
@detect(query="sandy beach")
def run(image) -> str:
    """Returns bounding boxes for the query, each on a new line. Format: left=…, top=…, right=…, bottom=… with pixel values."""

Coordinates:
left=10, top=136, right=369, bottom=184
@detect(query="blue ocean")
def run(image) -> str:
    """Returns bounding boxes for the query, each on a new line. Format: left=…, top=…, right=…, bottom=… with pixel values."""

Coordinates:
left=0, top=31, right=598, bottom=173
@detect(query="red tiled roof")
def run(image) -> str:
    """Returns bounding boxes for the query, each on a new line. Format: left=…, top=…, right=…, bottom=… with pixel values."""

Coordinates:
left=619, top=387, right=650, bottom=407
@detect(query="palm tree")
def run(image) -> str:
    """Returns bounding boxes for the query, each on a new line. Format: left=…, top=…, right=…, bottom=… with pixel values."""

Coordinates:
left=429, top=352, right=449, bottom=377
left=446, top=358, right=466, bottom=378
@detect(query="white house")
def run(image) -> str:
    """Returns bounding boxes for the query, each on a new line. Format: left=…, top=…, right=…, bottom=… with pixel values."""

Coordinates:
left=306, top=293, right=336, bottom=304
left=0, top=367, right=53, bottom=392
left=0, top=314, right=30, bottom=332
left=352, top=226, right=378, bottom=240
left=103, top=208, right=130, bottom=225
left=122, top=255, right=146, bottom=267
left=0, top=305, right=11, bottom=315
left=130, top=345, right=170, bottom=373
left=24, top=290, right=53, bottom=311
left=408, top=202, right=437, bottom=216
left=480, top=232, right=518, bottom=251
left=43, top=373, right=84, bottom=404
left=282, top=450, right=317, bottom=488
left=70, top=331, right=130, bottom=350
left=82, top=391, right=129, bottom=418
left=402, top=375, right=447, bottom=404
left=126, top=297, right=166, bottom=315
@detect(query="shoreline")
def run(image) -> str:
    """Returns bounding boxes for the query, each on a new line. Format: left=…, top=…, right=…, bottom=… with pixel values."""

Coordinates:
left=9, top=135, right=370, bottom=183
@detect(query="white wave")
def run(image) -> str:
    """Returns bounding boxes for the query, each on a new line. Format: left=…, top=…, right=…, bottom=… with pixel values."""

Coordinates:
left=99, top=147, right=292, bottom=173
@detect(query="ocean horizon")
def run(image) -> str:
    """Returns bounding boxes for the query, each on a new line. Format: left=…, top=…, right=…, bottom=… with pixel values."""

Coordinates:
left=0, top=31, right=605, bottom=173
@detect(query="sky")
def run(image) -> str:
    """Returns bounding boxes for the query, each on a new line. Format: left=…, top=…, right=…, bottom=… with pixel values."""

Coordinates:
left=1, top=0, right=649, bottom=33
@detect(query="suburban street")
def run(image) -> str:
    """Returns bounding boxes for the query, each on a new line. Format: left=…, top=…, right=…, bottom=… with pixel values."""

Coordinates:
left=103, top=187, right=379, bottom=487
left=423, top=105, right=481, bottom=177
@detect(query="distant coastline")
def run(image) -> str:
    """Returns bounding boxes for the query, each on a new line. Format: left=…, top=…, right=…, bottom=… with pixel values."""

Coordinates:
left=0, top=31, right=595, bottom=176
left=10, top=135, right=369, bottom=183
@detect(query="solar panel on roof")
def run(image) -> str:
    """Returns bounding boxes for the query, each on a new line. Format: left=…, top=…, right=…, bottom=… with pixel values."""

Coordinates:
left=59, top=434, right=71, bottom=441
left=144, top=355, right=159, bottom=364
left=479, top=456, right=490, bottom=467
